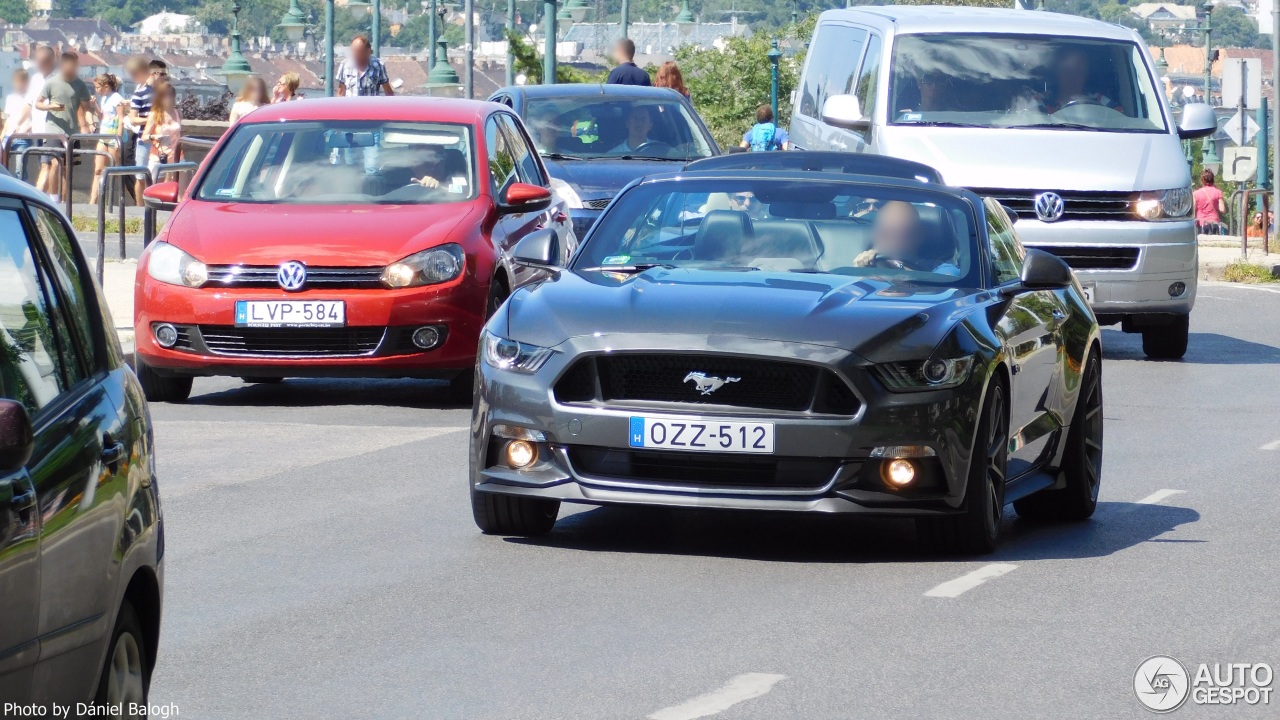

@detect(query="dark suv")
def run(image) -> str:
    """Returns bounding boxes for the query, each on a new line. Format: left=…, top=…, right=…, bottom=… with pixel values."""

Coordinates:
left=0, top=174, right=163, bottom=709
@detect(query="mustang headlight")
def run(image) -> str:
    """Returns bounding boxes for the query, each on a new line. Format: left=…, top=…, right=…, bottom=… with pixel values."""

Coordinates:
left=876, top=354, right=976, bottom=392
left=550, top=177, right=583, bottom=209
left=1134, top=187, right=1193, bottom=221
left=146, top=242, right=207, bottom=288
left=382, top=243, right=464, bottom=288
left=482, top=331, right=554, bottom=373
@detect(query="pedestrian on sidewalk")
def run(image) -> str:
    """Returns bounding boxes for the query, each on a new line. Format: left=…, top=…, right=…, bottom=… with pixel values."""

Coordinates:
left=87, top=73, right=127, bottom=206
left=655, top=61, right=689, bottom=99
left=741, top=104, right=788, bottom=152
left=35, top=51, right=93, bottom=204
left=1193, top=169, right=1226, bottom=235
left=606, top=39, right=651, bottom=86
left=127, top=58, right=165, bottom=205
left=1247, top=211, right=1267, bottom=239
left=143, top=81, right=181, bottom=181
left=273, top=72, right=303, bottom=102
left=229, top=77, right=270, bottom=124
left=2, top=68, right=32, bottom=180
left=335, top=36, right=393, bottom=97
left=26, top=46, right=55, bottom=194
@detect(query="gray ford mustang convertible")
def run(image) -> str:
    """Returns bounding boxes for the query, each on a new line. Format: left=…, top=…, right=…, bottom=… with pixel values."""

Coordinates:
left=469, top=153, right=1103, bottom=554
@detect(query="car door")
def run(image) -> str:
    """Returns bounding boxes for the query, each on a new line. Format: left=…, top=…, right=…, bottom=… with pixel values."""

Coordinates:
left=24, top=203, right=132, bottom=704
left=0, top=201, right=58, bottom=703
left=487, top=113, right=569, bottom=288
left=985, top=199, right=1066, bottom=479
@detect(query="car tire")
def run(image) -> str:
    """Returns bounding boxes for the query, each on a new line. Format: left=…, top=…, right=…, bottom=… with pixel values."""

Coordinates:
left=1141, top=314, right=1189, bottom=360
left=487, top=276, right=509, bottom=319
left=242, top=376, right=284, bottom=384
left=136, top=361, right=192, bottom=403
left=1015, top=348, right=1103, bottom=522
left=470, top=486, right=559, bottom=536
left=917, top=379, right=1008, bottom=555
left=93, top=600, right=149, bottom=715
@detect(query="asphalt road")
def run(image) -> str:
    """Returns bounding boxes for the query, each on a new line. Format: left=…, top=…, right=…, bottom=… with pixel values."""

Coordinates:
left=146, top=282, right=1280, bottom=719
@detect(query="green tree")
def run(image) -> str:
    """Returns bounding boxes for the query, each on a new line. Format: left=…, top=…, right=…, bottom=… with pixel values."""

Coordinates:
left=0, top=0, right=31, bottom=24
left=1213, top=5, right=1267, bottom=49
left=506, top=30, right=604, bottom=84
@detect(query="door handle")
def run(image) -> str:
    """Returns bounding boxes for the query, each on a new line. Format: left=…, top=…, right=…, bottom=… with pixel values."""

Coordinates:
left=8, top=483, right=35, bottom=511
left=101, top=441, right=126, bottom=472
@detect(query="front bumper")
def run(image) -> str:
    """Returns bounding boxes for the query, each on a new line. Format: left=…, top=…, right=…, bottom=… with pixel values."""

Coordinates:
left=1016, top=219, right=1196, bottom=317
left=470, top=335, right=984, bottom=516
left=134, top=275, right=486, bottom=378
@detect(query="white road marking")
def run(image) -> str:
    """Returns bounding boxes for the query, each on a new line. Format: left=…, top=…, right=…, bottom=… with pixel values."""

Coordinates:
left=1261, top=439, right=1280, bottom=451
left=923, top=563, right=1018, bottom=599
left=648, top=673, right=787, bottom=720
left=1202, top=281, right=1280, bottom=295
left=1136, top=489, right=1185, bottom=505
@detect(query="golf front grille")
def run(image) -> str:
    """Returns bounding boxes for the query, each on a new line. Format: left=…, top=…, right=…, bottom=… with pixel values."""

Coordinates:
left=197, top=326, right=386, bottom=356
left=553, top=354, right=859, bottom=415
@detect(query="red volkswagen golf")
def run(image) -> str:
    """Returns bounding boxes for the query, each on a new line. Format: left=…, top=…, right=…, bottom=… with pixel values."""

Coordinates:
left=134, top=97, right=572, bottom=402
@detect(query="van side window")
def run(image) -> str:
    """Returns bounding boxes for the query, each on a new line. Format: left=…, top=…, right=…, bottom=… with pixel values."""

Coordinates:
left=799, top=24, right=867, bottom=118
left=853, top=35, right=883, bottom=123
left=985, top=200, right=1024, bottom=285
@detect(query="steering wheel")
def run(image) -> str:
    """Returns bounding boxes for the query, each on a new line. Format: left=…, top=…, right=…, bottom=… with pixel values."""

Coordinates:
left=632, top=140, right=674, bottom=155
left=868, top=253, right=915, bottom=271
left=1057, top=98, right=1103, bottom=111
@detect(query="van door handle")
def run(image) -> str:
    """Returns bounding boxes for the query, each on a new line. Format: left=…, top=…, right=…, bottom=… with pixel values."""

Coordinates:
left=101, top=440, right=126, bottom=472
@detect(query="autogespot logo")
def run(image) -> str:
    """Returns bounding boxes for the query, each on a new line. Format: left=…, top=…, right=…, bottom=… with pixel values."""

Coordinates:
left=1135, top=655, right=1191, bottom=713
left=277, top=261, right=307, bottom=291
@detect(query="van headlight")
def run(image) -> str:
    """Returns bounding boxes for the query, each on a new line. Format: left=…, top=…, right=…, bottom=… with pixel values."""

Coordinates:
left=1134, top=187, right=1193, bottom=221
left=875, top=354, right=975, bottom=392
left=382, top=244, right=464, bottom=288
left=146, top=242, right=207, bottom=288
left=482, top=331, right=554, bottom=373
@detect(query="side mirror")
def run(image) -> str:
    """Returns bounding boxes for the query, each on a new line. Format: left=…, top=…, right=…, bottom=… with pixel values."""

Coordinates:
left=1178, top=103, right=1217, bottom=140
left=143, top=181, right=180, bottom=208
left=821, top=94, right=870, bottom=131
left=500, top=182, right=553, bottom=214
left=0, top=399, right=34, bottom=475
left=511, top=228, right=560, bottom=268
left=1001, top=205, right=1020, bottom=224
left=1018, top=248, right=1073, bottom=291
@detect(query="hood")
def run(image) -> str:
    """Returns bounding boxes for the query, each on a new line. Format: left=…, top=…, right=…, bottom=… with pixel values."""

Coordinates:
left=162, top=200, right=484, bottom=266
left=508, top=268, right=988, bottom=361
left=545, top=157, right=685, bottom=198
left=879, top=126, right=1190, bottom=191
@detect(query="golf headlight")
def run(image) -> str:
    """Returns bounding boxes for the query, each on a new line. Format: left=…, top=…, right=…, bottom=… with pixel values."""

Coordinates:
left=482, top=331, right=554, bottom=373
left=382, top=243, right=464, bottom=288
left=146, top=242, right=207, bottom=288
left=876, top=354, right=976, bottom=392
left=550, top=177, right=583, bottom=209
left=1134, top=187, right=1193, bottom=221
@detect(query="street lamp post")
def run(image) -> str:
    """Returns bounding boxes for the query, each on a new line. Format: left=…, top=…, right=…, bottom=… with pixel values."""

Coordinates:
left=543, top=0, right=556, bottom=84
left=768, top=37, right=781, bottom=124
left=217, top=0, right=254, bottom=93
left=790, top=0, right=798, bottom=26
left=1199, top=3, right=1220, bottom=170
left=464, top=0, right=474, bottom=98
left=325, top=0, right=335, bottom=95
left=506, top=0, right=516, bottom=85
left=425, top=37, right=462, bottom=95
left=620, top=0, right=629, bottom=39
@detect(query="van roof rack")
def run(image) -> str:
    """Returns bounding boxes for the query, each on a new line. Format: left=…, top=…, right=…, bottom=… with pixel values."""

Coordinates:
left=684, top=151, right=945, bottom=185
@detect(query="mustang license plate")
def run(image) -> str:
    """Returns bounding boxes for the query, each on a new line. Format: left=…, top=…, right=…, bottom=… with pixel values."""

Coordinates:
left=235, top=300, right=346, bottom=328
left=628, top=415, right=775, bottom=454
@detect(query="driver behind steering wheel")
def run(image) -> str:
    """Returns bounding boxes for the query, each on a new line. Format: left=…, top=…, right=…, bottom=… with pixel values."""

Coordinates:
left=852, top=201, right=961, bottom=276
left=1035, top=47, right=1124, bottom=114
left=609, top=105, right=656, bottom=155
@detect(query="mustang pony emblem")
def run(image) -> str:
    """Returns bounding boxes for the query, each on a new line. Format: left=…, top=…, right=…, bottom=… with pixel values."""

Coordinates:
left=683, top=372, right=741, bottom=396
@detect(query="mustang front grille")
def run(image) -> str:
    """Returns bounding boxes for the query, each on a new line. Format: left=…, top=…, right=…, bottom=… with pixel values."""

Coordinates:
left=568, top=446, right=844, bottom=491
left=203, top=265, right=385, bottom=290
left=552, top=354, right=860, bottom=415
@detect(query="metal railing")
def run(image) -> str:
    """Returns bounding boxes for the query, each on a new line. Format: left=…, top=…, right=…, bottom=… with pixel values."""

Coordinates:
left=94, top=165, right=152, bottom=283
left=1230, top=188, right=1272, bottom=256
left=5, top=132, right=122, bottom=218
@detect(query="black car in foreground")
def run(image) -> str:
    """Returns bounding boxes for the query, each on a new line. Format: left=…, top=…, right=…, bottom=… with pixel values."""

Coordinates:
left=0, top=174, right=163, bottom=708
left=470, top=153, right=1103, bottom=554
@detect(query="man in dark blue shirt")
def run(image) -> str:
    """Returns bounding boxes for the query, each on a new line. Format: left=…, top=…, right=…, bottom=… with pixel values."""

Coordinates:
left=605, top=39, right=651, bottom=86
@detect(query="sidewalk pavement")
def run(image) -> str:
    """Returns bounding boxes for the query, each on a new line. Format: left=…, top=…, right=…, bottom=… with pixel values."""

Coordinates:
left=1197, top=238, right=1280, bottom=281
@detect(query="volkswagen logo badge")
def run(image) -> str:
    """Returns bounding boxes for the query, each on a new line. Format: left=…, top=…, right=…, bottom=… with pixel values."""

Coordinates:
left=1033, top=192, right=1066, bottom=223
left=277, top=261, right=307, bottom=291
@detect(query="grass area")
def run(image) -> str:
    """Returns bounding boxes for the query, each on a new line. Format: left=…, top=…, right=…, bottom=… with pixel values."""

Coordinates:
left=1222, top=262, right=1280, bottom=283
left=71, top=215, right=144, bottom=235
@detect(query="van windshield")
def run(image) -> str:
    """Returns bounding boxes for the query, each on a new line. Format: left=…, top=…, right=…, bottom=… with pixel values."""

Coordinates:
left=889, top=34, right=1167, bottom=133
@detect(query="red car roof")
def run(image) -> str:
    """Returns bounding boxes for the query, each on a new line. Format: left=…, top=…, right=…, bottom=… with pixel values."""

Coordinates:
left=239, top=96, right=501, bottom=125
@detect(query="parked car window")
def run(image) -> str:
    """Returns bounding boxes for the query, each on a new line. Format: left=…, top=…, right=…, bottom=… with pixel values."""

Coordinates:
left=890, top=34, right=1166, bottom=133
left=854, top=34, right=883, bottom=123
left=0, top=208, right=69, bottom=412
left=195, top=120, right=478, bottom=204
left=498, top=114, right=547, bottom=186
left=799, top=23, right=867, bottom=118
left=30, top=206, right=98, bottom=375
left=985, top=199, right=1025, bottom=285
left=522, top=96, right=715, bottom=161
left=486, top=116, right=518, bottom=197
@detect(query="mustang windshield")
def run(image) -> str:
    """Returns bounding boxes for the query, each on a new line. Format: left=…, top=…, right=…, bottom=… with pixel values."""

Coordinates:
left=195, top=120, right=477, bottom=204
left=523, top=96, right=715, bottom=161
left=577, top=179, right=980, bottom=286
left=890, top=34, right=1167, bottom=133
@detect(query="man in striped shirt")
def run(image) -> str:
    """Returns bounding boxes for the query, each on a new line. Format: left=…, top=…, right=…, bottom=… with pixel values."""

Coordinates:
left=127, top=58, right=165, bottom=204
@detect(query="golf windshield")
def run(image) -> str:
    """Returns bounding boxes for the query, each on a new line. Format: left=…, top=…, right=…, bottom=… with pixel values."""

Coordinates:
left=890, top=34, right=1167, bottom=133
left=577, top=179, right=981, bottom=286
left=195, top=120, right=478, bottom=204
left=523, top=96, right=715, bottom=161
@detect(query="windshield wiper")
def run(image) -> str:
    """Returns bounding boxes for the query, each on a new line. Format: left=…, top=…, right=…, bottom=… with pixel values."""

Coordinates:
left=897, top=121, right=989, bottom=128
left=608, top=154, right=677, bottom=161
left=582, top=262, right=677, bottom=273
left=1005, top=122, right=1105, bottom=132
left=541, top=152, right=585, bottom=161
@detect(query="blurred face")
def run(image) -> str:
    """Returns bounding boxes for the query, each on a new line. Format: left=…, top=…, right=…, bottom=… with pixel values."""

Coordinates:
left=149, top=67, right=168, bottom=84
left=1056, top=51, right=1089, bottom=98
left=12, top=74, right=26, bottom=93
left=626, top=107, right=652, bottom=138
left=612, top=42, right=629, bottom=64
left=59, top=58, right=77, bottom=82
left=36, top=50, right=55, bottom=76
left=351, top=41, right=372, bottom=68
left=872, top=201, right=923, bottom=258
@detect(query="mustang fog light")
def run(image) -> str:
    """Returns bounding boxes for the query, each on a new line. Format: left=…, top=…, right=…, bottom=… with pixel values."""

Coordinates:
left=883, top=459, right=917, bottom=488
left=411, top=326, right=442, bottom=349
left=505, top=439, right=538, bottom=469
left=153, top=323, right=179, bottom=348
left=1168, top=281, right=1186, bottom=298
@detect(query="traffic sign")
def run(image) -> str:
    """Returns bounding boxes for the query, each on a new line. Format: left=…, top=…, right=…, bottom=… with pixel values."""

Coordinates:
left=1222, top=58, right=1263, bottom=109
left=1224, top=111, right=1260, bottom=145
left=1223, top=146, right=1258, bottom=182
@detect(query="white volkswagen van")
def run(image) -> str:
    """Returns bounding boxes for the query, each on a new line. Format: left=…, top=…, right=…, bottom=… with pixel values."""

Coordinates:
left=790, top=6, right=1217, bottom=359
